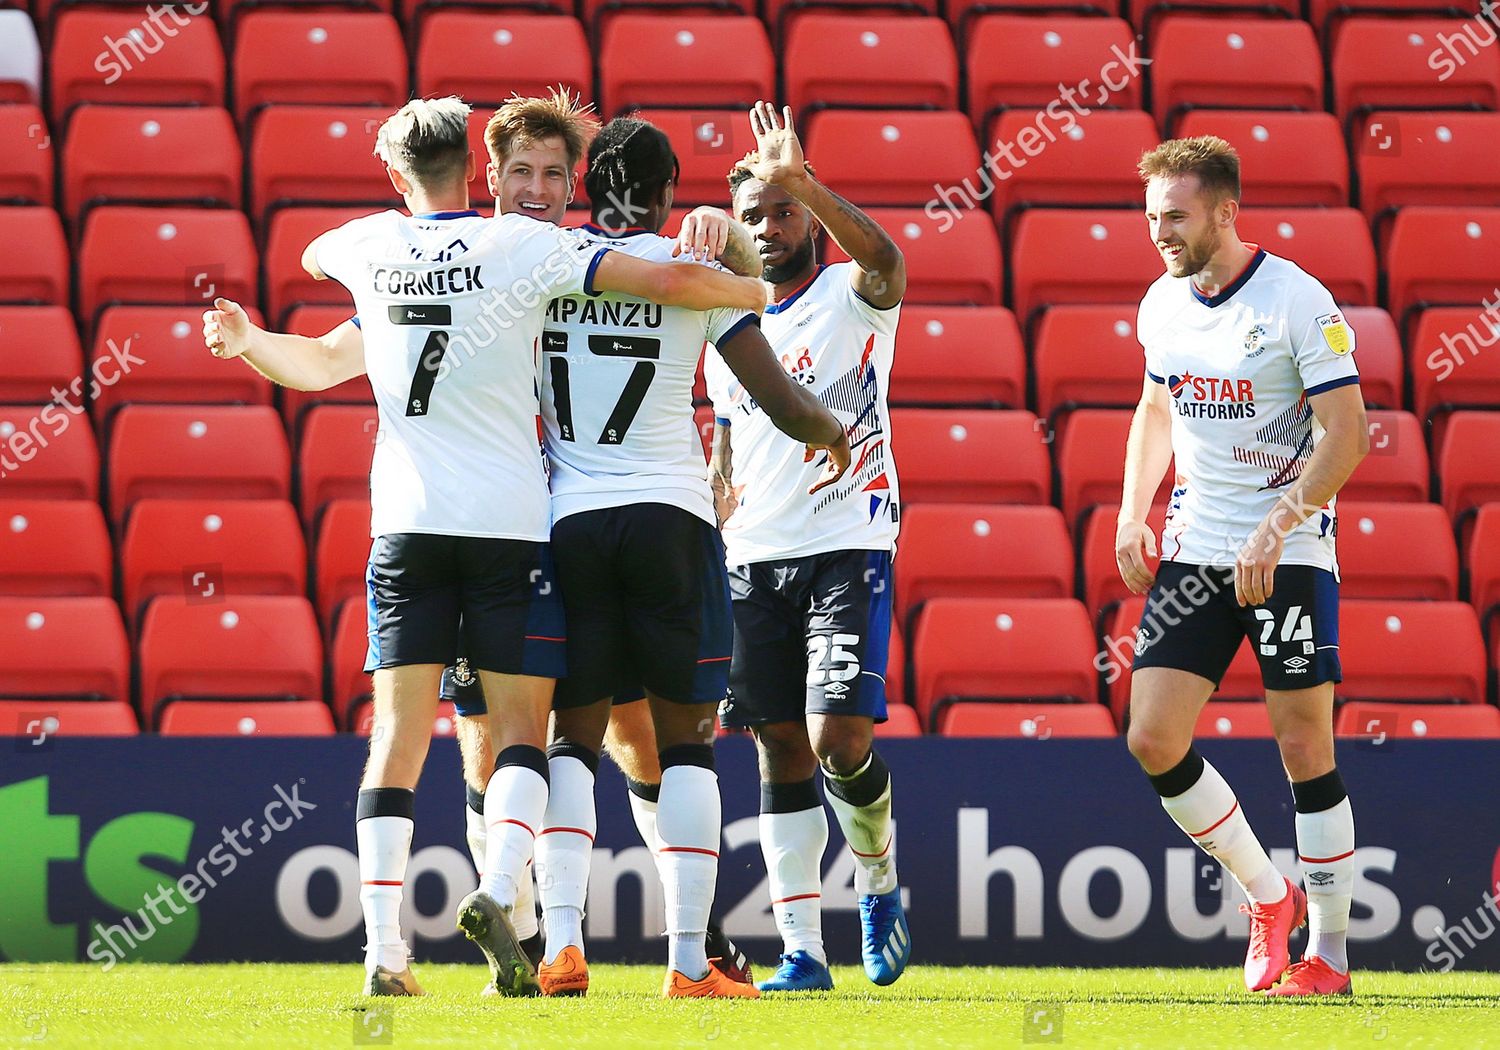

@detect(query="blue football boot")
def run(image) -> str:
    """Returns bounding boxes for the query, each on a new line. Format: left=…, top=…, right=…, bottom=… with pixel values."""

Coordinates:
left=756, top=950, right=835, bottom=992
left=859, top=889, right=911, bottom=986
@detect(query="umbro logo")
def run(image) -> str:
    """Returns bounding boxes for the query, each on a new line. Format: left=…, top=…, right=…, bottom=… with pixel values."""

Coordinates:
left=1283, top=656, right=1309, bottom=669
left=1306, top=870, right=1335, bottom=886
left=825, top=681, right=850, bottom=697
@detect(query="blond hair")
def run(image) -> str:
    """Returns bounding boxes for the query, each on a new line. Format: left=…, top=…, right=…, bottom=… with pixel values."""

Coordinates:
left=374, top=96, right=471, bottom=186
left=484, top=87, right=598, bottom=170
left=1137, top=135, right=1241, bottom=203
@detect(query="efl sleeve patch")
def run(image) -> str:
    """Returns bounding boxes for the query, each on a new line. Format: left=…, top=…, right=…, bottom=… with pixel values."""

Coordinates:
left=1316, top=313, right=1353, bottom=356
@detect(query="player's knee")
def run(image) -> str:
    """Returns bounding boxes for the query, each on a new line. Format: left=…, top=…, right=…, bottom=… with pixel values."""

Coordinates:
left=753, top=722, right=816, bottom=780
left=1275, top=732, right=1333, bottom=781
left=1126, top=721, right=1188, bottom=776
left=810, top=725, right=873, bottom=777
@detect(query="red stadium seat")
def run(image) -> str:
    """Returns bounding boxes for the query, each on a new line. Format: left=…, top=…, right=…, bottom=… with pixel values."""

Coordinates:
left=49, top=11, right=223, bottom=125
left=1439, top=412, right=1500, bottom=521
left=0, top=10, right=42, bottom=106
left=107, top=405, right=291, bottom=522
left=632, top=109, right=754, bottom=206
left=1344, top=409, right=1428, bottom=503
left=1150, top=17, right=1322, bottom=134
left=875, top=701, right=921, bottom=737
left=693, top=403, right=715, bottom=460
left=78, top=207, right=257, bottom=326
left=600, top=15, right=774, bottom=117
left=90, top=305, right=273, bottom=427
left=1333, top=18, right=1500, bottom=128
left=767, top=0, right=938, bottom=40
left=1337, top=306, right=1402, bottom=409
left=1356, top=112, right=1500, bottom=227
left=0, top=406, right=100, bottom=501
left=940, top=700, right=1115, bottom=737
left=250, top=107, right=397, bottom=224
left=140, top=595, right=323, bottom=725
left=1009, top=210, right=1161, bottom=330
left=891, top=409, right=1050, bottom=505
left=0, top=207, right=68, bottom=305
left=416, top=14, right=590, bottom=109
left=121, top=498, right=306, bottom=620
left=279, top=306, right=373, bottom=434
left=0, top=500, right=111, bottom=596
left=299, top=404, right=377, bottom=525
left=263, top=207, right=366, bottom=328
left=966, top=16, right=1140, bottom=126
left=1057, top=409, right=1173, bottom=528
left=895, top=504, right=1072, bottom=632
left=824, top=207, right=1002, bottom=305
left=0, top=306, right=82, bottom=403
left=0, top=700, right=137, bottom=736
left=1469, top=503, right=1500, bottom=626
left=1336, top=702, right=1500, bottom=740
left=785, top=14, right=957, bottom=115
left=0, top=104, right=53, bottom=205
left=331, top=597, right=372, bottom=724
left=1174, top=111, right=1348, bottom=208
left=160, top=699, right=335, bottom=736
left=805, top=110, right=979, bottom=208
left=1411, top=307, right=1500, bottom=426
left=1033, top=305, right=1145, bottom=421
left=1340, top=600, right=1486, bottom=703
left=232, top=12, right=406, bottom=124
left=0, top=596, right=129, bottom=701
left=1195, top=701, right=1274, bottom=739
left=315, top=498, right=371, bottom=627
left=886, top=622, right=905, bottom=706
left=1080, top=501, right=1166, bottom=619
left=1129, top=0, right=1300, bottom=46
left=1335, top=501, right=1459, bottom=600
left=889, top=306, right=1024, bottom=407
left=1386, top=207, right=1500, bottom=338
left=62, top=106, right=241, bottom=221
left=1235, top=208, right=1376, bottom=307
left=1309, top=0, right=1485, bottom=39
left=911, top=597, right=1097, bottom=726
left=983, top=109, right=1159, bottom=225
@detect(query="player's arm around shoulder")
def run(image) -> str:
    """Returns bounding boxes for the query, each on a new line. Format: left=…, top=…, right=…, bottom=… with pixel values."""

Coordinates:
left=591, top=250, right=767, bottom=314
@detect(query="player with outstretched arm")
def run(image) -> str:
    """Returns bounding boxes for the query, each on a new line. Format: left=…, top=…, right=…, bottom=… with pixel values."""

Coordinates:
left=707, top=102, right=910, bottom=993
left=1117, top=136, right=1368, bottom=997
left=202, top=96, right=765, bottom=998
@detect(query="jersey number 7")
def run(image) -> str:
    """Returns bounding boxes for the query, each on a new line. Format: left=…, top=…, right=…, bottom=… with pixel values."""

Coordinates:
left=548, top=356, right=657, bottom=445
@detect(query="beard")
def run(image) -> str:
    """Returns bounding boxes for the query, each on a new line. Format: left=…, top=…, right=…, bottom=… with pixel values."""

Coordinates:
left=763, top=237, right=817, bottom=285
left=1165, top=230, right=1219, bottom=281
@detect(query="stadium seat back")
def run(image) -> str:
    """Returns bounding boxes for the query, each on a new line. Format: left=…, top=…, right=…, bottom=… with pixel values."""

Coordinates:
left=331, top=596, right=373, bottom=724
left=805, top=110, right=980, bottom=208
left=1009, top=210, right=1161, bottom=329
left=1339, top=600, right=1486, bottom=703
left=0, top=207, right=69, bottom=305
left=1175, top=111, right=1348, bottom=208
left=416, top=14, right=591, bottom=109
left=0, top=306, right=82, bottom=403
left=1411, top=307, right=1500, bottom=425
left=1058, top=409, right=1173, bottom=527
left=875, top=701, right=921, bottom=737
left=1195, top=701, right=1274, bottom=738
left=0, top=699, right=138, bottom=736
left=250, top=107, right=398, bottom=223
left=0, top=406, right=100, bottom=501
left=1386, top=207, right=1500, bottom=336
left=315, top=497, right=372, bottom=626
left=160, top=699, right=334, bottom=736
left=1335, top=501, right=1459, bottom=600
left=0, top=596, right=129, bottom=701
left=0, top=500, right=112, bottom=596
left=1236, top=208, right=1376, bottom=306
left=891, top=408, right=1050, bottom=505
left=890, top=306, right=1024, bottom=407
left=1336, top=701, right=1500, bottom=740
left=940, top=700, right=1115, bottom=737
left=1080, top=501, right=1167, bottom=619
left=984, top=110, right=1159, bottom=222
left=263, top=207, right=366, bottom=328
left=0, top=104, right=54, bottom=205
left=1150, top=17, right=1322, bottom=132
left=1033, top=305, right=1145, bottom=420
left=632, top=109, right=755, bottom=205
left=108, top=405, right=291, bottom=522
left=1332, top=17, right=1500, bottom=124
left=825, top=207, right=1002, bottom=305
left=784, top=14, right=957, bottom=115
left=965, top=16, right=1140, bottom=122
left=1468, top=503, right=1500, bottom=623
left=1439, top=412, right=1500, bottom=519
left=1356, top=112, right=1500, bottom=222
left=1336, top=306, right=1402, bottom=409
left=232, top=12, right=407, bottom=123
left=49, top=12, right=223, bottom=124
left=599, top=15, right=774, bottom=116
left=1344, top=410, right=1428, bottom=502
left=62, top=106, right=242, bottom=220
left=299, top=404, right=378, bottom=524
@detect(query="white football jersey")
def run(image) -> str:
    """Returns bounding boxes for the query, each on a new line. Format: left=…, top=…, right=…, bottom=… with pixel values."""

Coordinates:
left=315, top=209, right=607, bottom=540
left=542, top=224, right=757, bottom=526
left=706, top=262, right=900, bottom=565
left=1137, top=248, right=1360, bottom=573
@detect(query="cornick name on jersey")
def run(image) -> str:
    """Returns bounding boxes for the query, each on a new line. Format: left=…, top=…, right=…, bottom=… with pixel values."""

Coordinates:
left=707, top=263, right=901, bottom=566
left=1137, top=247, right=1360, bottom=573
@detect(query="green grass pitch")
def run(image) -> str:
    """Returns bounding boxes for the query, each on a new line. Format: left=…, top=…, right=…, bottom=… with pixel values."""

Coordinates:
left=4, top=964, right=1499, bottom=1048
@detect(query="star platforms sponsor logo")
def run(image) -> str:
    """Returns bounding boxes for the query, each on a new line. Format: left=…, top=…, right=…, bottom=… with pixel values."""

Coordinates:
left=1168, top=372, right=1258, bottom=419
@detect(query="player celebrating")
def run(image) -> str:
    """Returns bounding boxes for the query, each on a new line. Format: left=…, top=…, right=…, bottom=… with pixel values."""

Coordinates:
left=448, top=113, right=851, bottom=999
left=1117, top=136, right=1368, bottom=997
left=202, top=96, right=766, bottom=997
left=707, top=102, right=910, bottom=993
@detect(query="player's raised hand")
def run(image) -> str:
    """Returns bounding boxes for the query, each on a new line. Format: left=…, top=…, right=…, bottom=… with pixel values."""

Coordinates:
left=805, top=429, right=851, bottom=495
left=203, top=297, right=252, bottom=360
left=674, top=207, right=732, bottom=262
left=747, top=101, right=807, bottom=187
left=1235, top=522, right=1284, bottom=607
left=1115, top=519, right=1159, bottom=595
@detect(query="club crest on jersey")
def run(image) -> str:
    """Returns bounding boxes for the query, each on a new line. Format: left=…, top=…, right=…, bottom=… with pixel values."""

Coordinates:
left=1316, top=312, right=1352, bottom=355
left=1242, top=323, right=1268, bottom=357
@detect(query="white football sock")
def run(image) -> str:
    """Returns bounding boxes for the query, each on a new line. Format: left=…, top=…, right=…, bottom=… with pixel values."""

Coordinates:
left=468, top=796, right=537, bottom=938
left=357, top=814, right=412, bottom=973
left=535, top=755, right=597, bottom=962
left=760, top=806, right=829, bottom=964
left=824, top=753, right=899, bottom=896
left=464, top=802, right=486, bottom=875
left=479, top=762, right=548, bottom=909
left=1298, top=797, right=1355, bottom=972
left=657, top=764, right=720, bottom=980
left=1160, top=759, right=1286, bottom=906
left=628, top=789, right=662, bottom=855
